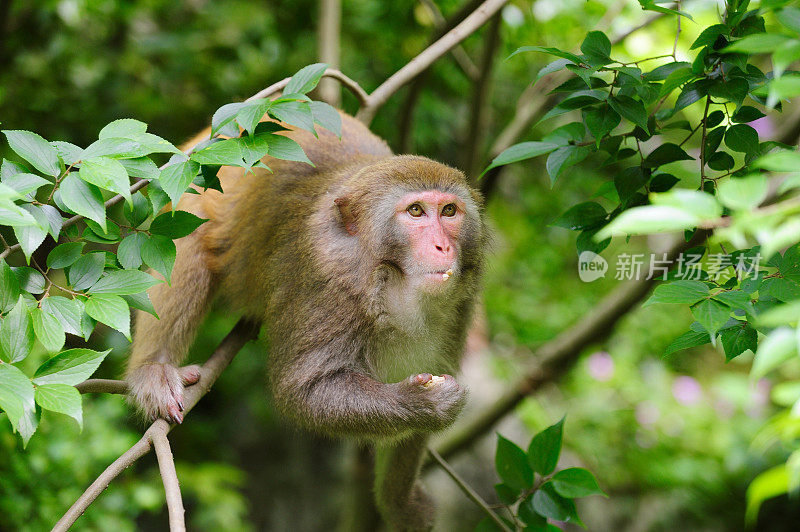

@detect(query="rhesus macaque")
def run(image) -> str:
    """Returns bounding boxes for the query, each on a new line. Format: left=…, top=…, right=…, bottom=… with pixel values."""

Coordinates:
left=126, top=110, right=487, bottom=530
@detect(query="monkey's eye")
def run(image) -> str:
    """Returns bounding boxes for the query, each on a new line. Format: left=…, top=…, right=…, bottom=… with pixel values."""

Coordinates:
left=441, top=204, right=457, bottom=217
left=407, top=204, right=425, bottom=217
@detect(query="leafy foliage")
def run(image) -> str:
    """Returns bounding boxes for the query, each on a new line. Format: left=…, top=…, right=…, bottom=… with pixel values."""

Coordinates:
left=0, top=63, right=334, bottom=446
left=481, top=419, right=604, bottom=530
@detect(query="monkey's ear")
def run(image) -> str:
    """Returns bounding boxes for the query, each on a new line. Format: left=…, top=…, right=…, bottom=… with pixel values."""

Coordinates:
left=334, top=197, right=358, bottom=235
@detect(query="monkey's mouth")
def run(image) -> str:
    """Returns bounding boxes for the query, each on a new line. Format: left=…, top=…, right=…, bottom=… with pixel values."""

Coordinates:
left=421, top=268, right=455, bottom=285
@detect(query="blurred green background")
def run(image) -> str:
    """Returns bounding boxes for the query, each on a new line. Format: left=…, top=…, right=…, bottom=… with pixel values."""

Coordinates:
left=1, top=0, right=798, bottom=530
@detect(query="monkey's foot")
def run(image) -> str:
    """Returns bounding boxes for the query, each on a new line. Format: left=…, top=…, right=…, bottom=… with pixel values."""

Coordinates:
left=126, top=363, right=202, bottom=424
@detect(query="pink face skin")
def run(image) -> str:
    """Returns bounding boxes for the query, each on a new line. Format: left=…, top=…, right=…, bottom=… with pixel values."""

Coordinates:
left=395, top=190, right=465, bottom=289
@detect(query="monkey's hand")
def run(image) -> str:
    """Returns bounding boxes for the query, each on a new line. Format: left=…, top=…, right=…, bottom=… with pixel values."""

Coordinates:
left=397, top=373, right=466, bottom=433
left=126, top=363, right=202, bottom=424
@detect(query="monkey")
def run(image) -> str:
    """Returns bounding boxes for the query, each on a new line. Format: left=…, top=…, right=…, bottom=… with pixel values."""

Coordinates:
left=125, top=109, right=487, bottom=530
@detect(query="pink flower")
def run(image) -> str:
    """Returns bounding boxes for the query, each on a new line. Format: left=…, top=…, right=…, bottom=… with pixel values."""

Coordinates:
left=587, top=351, right=614, bottom=381
left=672, top=376, right=703, bottom=406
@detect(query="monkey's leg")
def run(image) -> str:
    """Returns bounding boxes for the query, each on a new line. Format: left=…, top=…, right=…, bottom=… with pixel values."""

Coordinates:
left=374, top=433, right=435, bottom=531
left=126, top=232, right=216, bottom=423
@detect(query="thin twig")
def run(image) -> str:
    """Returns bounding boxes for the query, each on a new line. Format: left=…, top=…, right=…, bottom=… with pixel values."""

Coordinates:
left=420, top=0, right=480, bottom=80
left=53, top=320, right=260, bottom=531
left=152, top=428, right=186, bottom=532
left=317, top=0, right=342, bottom=106
left=52, top=433, right=154, bottom=532
left=356, top=0, right=509, bottom=124
left=427, top=447, right=512, bottom=532
left=249, top=68, right=368, bottom=106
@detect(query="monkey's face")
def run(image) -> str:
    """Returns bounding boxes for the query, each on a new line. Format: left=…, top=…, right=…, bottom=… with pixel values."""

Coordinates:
left=393, top=189, right=464, bottom=292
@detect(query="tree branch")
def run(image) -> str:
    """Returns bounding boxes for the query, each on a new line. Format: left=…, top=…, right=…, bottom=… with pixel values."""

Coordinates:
left=433, top=232, right=708, bottom=461
left=317, top=0, right=342, bottom=106
left=152, top=428, right=186, bottom=532
left=356, top=0, right=509, bottom=125
left=463, top=11, right=503, bottom=181
left=398, top=0, right=485, bottom=152
left=427, top=447, right=512, bottom=531
left=53, top=319, right=260, bottom=531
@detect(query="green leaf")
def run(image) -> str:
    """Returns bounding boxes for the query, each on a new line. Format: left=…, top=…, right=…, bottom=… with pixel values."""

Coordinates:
left=0, top=259, right=21, bottom=313
left=235, top=99, right=272, bottom=136
left=751, top=327, right=796, bottom=380
left=12, top=204, right=49, bottom=263
left=546, top=145, right=591, bottom=185
left=532, top=483, right=580, bottom=523
left=35, top=383, right=83, bottom=429
left=659, top=67, right=695, bottom=97
left=119, top=157, right=160, bottom=180
left=724, top=34, right=791, bottom=54
left=645, top=280, right=709, bottom=306
left=40, top=205, right=63, bottom=239
left=664, top=330, right=711, bottom=356
left=46, top=242, right=85, bottom=269
left=123, top=192, right=153, bottom=228
left=690, top=298, right=731, bottom=339
left=269, top=100, right=316, bottom=134
left=1, top=172, right=51, bottom=196
left=89, top=270, right=160, bottom=295
left=551, top=468, right=605, bottom=498
left=82, top=137, right=145, bottom=159
left=494, top=483, right=519, bottom=505
left=609, top=95, right=648, bottom=132
left=211, top=102, right=246, bottom=137
left=552, top=202, right=607, bottom=230
left=643, top=143, right=693, bottom=168
left=707, top=152, right=735, bottom=171
left=68, top=252, right=105, bottom=291
left=495, top=435, right=533, bottom=491
left=284, top=63, right=328, bottom=95
left=99, top=118, right=148, bottom=139
left=149, top=210, right=207, bottom=239
left=724, top=124, right=759, bottom=154
left=732, top=106, right=766, bottom=124
left=746, top=465, right=789, bottom=525
left=267, top=135, right=313, bottom=165
left=85, top=294, right=130, bottom=339
left=33, top=347, right=112, bottom=385
left=141, top=235, right=176, bottom=283
left=720, top=322, right=758, bottom=361
left=11, top=266, right=45, bottom=294
left=508, top=46, right=583, bottom=64
left=123, top=291, right=158, bottom=317
left=596, top=206, right=699, bottom=239
left=41, top=296, right=84, bottom=337
left=0, top=363, right=36, bottom=446
left=651, top=189, right=721, bottom=219
left=159, top=160, right=200, bottom=206
left=580, top=31, right=612, bottom=66
left=310, top=101, right=342, bottom=137
left=51, top=141, right=84, bottom=165
left=30, top=306, right=66, bottom=353
left=754, top=150, right=800, bottom=173
left=584, top=105, right=620, bottom=141
left=673, top=82, right=705, bottom=113
left=480, top=142, right=560, bottom=178
left=528, top=417, right=564, bottom=475
left=58, top=172, right=106, bottom=230
left=690, top=24, right=728, bottom=50
left=117, top=233, right=147, bottom=270
left=79, top=156, right=132, bottom=204
left=717, top=175, right=768, bottom=210
left=2, top=130, right=60, bottom=177
left=0, top=296, right=33, bottom=363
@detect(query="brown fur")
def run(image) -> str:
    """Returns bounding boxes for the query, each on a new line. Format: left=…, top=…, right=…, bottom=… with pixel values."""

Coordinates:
left=126, top=111, right=487, bottom=530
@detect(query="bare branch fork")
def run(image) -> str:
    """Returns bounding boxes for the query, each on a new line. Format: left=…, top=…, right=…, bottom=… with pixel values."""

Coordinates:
left=53, top=320, right=260, bottom=532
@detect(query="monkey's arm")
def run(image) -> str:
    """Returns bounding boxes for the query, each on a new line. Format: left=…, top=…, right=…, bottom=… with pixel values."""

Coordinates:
left=275, top=368, right=465, bottom=440
left=126, top=229, right=216, bottom=423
